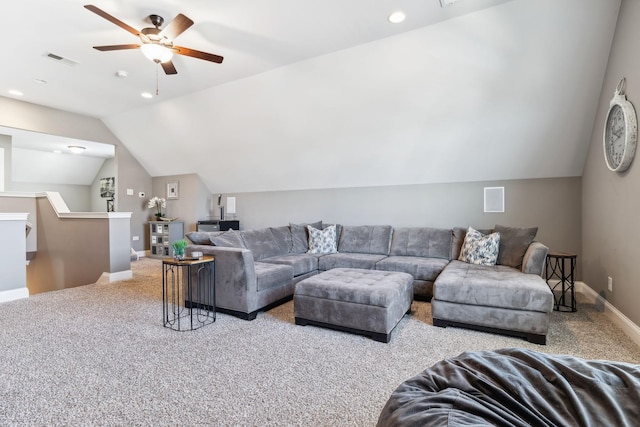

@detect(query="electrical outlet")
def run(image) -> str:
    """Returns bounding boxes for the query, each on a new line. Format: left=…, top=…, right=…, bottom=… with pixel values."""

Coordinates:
left=126, top=188, right=134, bottom=196
left=607, top=276, right=613, bottom=292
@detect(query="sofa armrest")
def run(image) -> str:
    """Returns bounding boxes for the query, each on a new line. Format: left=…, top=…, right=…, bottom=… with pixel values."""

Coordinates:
left=187, top=245, right=257, bottom=313
left=522, top=242, right=549, bottom=276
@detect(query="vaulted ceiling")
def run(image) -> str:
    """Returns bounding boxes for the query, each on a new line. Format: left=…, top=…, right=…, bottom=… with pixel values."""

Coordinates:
left=1, top=0, right=622, bottom=192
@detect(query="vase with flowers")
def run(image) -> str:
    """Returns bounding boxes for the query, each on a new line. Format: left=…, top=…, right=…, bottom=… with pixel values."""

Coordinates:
left=148, top=196, right=166, bottom=219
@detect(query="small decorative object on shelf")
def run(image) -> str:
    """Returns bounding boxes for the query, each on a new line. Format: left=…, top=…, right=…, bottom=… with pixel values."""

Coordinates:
left=148, top=196, right=166, bottom=219
left=172, top=239, right=188, bottom=260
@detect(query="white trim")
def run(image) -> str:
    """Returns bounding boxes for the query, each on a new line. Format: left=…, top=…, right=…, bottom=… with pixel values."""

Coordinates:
left=576, top=281, right=640, bottom=349
left=0, top=192, right=38, bottom=198
left=95, top=270, right=133, bottom=285
left=0, top=213, right=29, bottom=221
left=0, top=287, right=29, bottom=303
left=0, top=192, right=132, bottom=218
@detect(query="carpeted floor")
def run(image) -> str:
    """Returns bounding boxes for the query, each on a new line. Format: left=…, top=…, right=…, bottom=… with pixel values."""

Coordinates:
left=1, top=257, right=640, bottom=426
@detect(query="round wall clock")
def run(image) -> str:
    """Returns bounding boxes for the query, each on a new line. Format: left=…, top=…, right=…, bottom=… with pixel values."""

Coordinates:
left=603, top=78, right=638, bottom=172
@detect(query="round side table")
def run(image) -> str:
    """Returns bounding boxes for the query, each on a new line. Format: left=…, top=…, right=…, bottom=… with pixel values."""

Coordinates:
left=545, top=251, right=577, bottom=312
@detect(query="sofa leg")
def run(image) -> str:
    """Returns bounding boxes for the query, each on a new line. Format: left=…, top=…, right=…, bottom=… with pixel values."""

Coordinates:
left=432, top=318, right=448, bottom=328
left=527, top=333, right=547, bottom=345
left=216, top=307, right=258, bottom=321
left=432, top=318, right=547, bottom=345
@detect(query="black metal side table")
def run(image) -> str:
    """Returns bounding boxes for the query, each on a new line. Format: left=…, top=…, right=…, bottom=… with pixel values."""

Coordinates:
left=162, top=256, right=215, bottom=331
left=545, top=251, right=577, bottom=312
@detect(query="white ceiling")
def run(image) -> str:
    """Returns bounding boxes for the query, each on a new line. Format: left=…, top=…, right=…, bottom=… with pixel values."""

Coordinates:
left=1, top=0, right=512, bottom=118
left=0, top=0, right=623, bottom=194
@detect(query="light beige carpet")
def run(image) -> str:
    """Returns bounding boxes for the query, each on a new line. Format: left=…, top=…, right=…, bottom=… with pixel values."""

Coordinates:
left=1, top=257, right=639, bottom=426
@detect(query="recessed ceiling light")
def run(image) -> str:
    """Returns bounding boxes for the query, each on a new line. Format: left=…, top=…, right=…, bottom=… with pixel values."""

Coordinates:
left=388, top=11, right=406, bottom=24
left=8, top=89, right=23, bottom=96
left=53, top=150, right=62, bottom=154
left=68, top=145, right=86, bottom=154
left=141, top=92, right=153, bottom=99
left=116, top=70, right=128, bottom=78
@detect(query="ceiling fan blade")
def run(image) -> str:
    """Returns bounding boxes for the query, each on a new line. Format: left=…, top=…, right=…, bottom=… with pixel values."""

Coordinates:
left=159, top=14, right=194, bottom=40
left=84, top=5, right=141, bottom=37
left=93, top=44, right=140, bottom=51
left=161, top=61, right=178, bottom=75
left=173, top=46, right=224, bottom=64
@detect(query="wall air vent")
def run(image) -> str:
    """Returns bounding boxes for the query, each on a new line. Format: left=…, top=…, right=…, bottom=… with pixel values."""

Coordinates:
left=44, top=52, right=79, bottom=66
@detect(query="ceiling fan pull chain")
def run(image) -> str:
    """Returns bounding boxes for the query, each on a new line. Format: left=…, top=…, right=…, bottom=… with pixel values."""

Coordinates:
left=156, top=65, right=160, bottom=96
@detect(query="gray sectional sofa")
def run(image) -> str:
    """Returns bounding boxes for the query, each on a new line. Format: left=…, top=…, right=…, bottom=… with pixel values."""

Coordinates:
left=185, top=222, right=553, bottom=343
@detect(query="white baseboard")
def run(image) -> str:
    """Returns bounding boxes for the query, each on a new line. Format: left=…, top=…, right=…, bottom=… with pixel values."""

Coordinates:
left=95, top=270, right=133, bottom=285
left=576, top=281, right=640, bottom=349
left=0, top=287, right=29, bottom=303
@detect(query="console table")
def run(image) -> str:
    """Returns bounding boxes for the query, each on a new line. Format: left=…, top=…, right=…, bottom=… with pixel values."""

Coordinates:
left=545, top=251, right=577, bottom=312
left=197, top=220, right=240, bottom=232
left=162, top=256, right=215, bottom=331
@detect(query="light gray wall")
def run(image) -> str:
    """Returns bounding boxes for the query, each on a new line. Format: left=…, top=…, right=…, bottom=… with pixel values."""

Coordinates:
left=10, top=182, right=92, bottom=212
left=0, top=134, right=11, bottom=191
left=0, top=216, right=27, bottom=293
left=115, top=144, right=153, bottom=252
left=582, top=0, right=640, bottom=326
left=151, top=173, right=212, bottom=235
left=0, top=195, right=37, bottom=254
left=90, top=157, right=116, bottom=212
left=225, top=176, right=581, bottom=275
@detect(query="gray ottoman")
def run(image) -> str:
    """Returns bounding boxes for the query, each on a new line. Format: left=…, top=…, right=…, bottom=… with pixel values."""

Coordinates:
left=294, top=268, right=413, bottom=343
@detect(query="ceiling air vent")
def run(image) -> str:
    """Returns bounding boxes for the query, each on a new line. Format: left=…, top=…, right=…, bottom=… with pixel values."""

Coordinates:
left=44, top=52, right=79, bottom=66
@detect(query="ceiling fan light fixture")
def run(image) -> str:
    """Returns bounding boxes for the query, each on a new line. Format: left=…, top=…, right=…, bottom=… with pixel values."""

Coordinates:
left=140, top=43, right=174, bottom=63
left=68, top=145, right=86, bottom=154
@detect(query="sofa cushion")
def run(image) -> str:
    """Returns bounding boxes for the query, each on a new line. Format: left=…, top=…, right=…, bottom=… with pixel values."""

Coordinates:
left=295, top=268, right=413, bottom=308
left=261, top=254, right=319, bottom=277
left=270, top=226, right=294, bottom=254
left=185, top=231, right=223, bottom=245
left=434, top=260, right=553, bottom=312
left=376, top=256, right=450, bottom=282
left=338, top=225, right=393, bottom=255
left=319, top=253, right=388, bottom=271
left=389, top=227, right=452, bottom=259
left=451, top=227, right=494, bottom=260
left=307, top=225, right=338, bottom=254
left=290, top=221, right=322, bottom=254
left=323, top=223, right=343, bottom=242
left=254, top=262, right=294, bottom=291
left=494, top=225, right=538, bottom=270
left=210, top=229, right=246, bottom=248
left=241, top=228, right=285, bottom=261
left=458, top=227, right=500, bottom=266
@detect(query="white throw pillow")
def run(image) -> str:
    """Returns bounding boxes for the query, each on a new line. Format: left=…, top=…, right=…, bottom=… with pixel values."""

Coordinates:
left=307, top=225, right=338, bottom=254
left=458, top=227, right=500, bottom=266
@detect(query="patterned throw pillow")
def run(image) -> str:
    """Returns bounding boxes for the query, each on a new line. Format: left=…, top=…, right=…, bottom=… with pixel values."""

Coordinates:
left=458, top=227, right=500, bottom=266
left=307, top=225, right=338, bottom=254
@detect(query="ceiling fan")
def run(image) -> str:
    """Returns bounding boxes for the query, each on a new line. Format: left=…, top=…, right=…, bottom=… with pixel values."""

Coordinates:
left=84, top=4, right=223, bottom=75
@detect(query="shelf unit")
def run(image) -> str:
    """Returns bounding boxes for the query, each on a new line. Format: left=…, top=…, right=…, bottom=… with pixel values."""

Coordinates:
left=149, top=221, right=184, bottom=259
